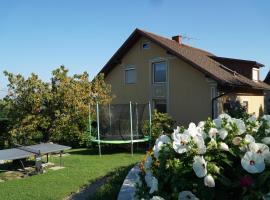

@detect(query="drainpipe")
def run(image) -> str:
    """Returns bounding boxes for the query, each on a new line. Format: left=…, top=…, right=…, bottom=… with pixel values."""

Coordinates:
left=211, top=92, right=231, bottom=119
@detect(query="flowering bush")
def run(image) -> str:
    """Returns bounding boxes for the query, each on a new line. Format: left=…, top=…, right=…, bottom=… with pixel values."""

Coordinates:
left=135, top=114, right=270, bottom=200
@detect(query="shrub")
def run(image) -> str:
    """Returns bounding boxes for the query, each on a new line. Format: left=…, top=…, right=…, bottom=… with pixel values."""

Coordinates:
left=223, top=100, right=249, bottom=119
left=136, top=114, right=270, bottom=200
left=144, top=110, right=175, bottom=143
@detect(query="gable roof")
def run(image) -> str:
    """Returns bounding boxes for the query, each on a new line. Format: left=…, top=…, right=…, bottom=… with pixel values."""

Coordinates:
left=100, top=28, right=270, bottom=90
left=264, top=70, right=270, bottom=84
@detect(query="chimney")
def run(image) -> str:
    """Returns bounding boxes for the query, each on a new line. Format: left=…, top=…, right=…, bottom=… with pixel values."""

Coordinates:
left=172, top=35, right=182, bottom=44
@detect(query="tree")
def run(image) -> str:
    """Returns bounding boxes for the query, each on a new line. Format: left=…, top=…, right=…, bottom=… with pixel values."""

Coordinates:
left=3, top=66, right=112, bottom=146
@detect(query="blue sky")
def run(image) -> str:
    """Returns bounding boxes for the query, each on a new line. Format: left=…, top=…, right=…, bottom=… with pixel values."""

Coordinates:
left=0, top=0, right=270, bottom=94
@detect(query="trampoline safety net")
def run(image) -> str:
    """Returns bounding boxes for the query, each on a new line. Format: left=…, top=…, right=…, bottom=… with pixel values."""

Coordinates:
left=90, top=103, right=151, bottom=141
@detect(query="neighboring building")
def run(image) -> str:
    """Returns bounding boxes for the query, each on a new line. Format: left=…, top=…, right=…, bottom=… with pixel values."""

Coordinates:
left=264, top=71, right=270, bottom=114
left=99, top=28, right=270, bottom=126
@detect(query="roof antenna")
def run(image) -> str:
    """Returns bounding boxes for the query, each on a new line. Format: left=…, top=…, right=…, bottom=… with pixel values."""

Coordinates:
left=181, top=33, right=199, bottom=44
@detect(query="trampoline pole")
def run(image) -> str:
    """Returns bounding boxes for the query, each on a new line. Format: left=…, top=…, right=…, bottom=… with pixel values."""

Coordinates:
left=97, top=103, right=101, bottom=157
left=136, top=103, right=139, bottom=151
left=149, top=101, right=152, bottom=148
left=130, top=101, right=133, bottom=156
left=89, top=104, right=92, bottom=138
left=109, top=103, right=112, bottom=132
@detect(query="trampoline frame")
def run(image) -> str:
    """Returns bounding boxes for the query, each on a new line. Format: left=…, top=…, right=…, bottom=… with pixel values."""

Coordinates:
left=89, top=101, right=152, bottom=156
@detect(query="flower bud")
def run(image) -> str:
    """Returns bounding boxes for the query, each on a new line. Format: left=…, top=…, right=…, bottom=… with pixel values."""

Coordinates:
left=204, top=174, right=215, bottom=187
left=232, top=137, right=242, bottom=145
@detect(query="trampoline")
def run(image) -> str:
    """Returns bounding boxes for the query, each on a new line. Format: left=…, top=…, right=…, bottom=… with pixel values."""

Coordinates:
left=89, top=102, right=152, bottom=156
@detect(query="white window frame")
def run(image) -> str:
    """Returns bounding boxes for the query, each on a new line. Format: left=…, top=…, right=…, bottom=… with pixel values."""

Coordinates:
left=124, top=66, right=136, bottom=84
left=252, top=68, right=259, bottom=81
left=152, top=61, right=167, bottom=84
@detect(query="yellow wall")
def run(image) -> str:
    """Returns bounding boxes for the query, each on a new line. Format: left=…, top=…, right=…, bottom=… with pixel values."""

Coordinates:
left=105, top=37, right=213, bottom=126
left=168, top=57, right=213, bottom=125
left=219, top=94, right=264, bottom=116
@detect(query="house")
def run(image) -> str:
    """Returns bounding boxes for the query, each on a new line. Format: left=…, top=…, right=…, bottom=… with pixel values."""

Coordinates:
left=264, top=71, right=270, bottom=114
left=99, top=28, right=270, bottom=126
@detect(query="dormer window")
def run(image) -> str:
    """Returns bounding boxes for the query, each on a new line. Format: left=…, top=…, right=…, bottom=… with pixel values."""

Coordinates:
left=142, top=41, right=150, bottom=50
left=252, top=68, right=259, bottom=81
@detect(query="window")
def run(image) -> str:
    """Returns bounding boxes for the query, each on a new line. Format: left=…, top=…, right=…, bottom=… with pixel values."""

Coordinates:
left=153, top=99, right=167, bottom=113
left=142, top=41, right=150, bottom=50
left=153, top=61, right=167, bottom=83
left=252, top=68, right=259, bottom=81
left=125, top=67, right=136, bottom=84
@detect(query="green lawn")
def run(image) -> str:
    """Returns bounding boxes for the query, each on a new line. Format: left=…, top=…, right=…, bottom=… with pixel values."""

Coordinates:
left=0, top=148, right=144, bottom=200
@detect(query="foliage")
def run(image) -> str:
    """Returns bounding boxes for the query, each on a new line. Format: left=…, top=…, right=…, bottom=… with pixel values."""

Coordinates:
left=0, top=148, right=144, bottom=200
left=0, top=100, right=12, bottom=148
left=144, top=110, right=175, bottom=142
left=2, top=66, right=112, bottom=146
left=136, top=114, right=270, bottom=200
left=223, top=100, right=249, bottom=119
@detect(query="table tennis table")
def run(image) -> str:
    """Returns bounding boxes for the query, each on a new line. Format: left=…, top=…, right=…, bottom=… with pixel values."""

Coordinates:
left=0, top=143, right=71, bottom=173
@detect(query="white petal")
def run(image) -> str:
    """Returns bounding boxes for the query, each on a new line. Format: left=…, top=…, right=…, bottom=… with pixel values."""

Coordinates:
left=262, top=137, right=270, bottom=145
left=245, top=134, right=255, bottom=144
left=178, top=191, right=199, bottom=200
left=219, top=142, right=229, bottom=151
left=193, top=156, right=207, bottom=178
left=149, top=176, right=158, bottom=194
left=218, top=128, right=228, bottom=140
left=204, top=174, right=215, bottom=187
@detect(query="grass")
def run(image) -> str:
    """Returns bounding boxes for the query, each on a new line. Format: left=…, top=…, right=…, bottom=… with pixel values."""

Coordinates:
left=0, top=148, right=144, bottom=200
left=91, top=164, right=134, bottom=200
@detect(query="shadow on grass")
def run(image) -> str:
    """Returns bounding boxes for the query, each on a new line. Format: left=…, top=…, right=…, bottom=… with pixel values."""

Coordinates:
left=68, top=145, right=147, bottom=156
left=0, top=160, right=35, bottom=172
left=90, top=164, right=134, bottom=200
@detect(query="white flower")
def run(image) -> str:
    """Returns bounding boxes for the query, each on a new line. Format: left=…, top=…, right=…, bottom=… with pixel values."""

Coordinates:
left=204, top=174, right=215, bottom=187
left=197, top=121, right=205, bottom=128
left=219, top=113, right=232, bottom=120
left=173, top=133, right=191, bottom=154
left=149, top=176, right=158, bottom=194
left=178, top=191, right=199, bottom=200
left=150, top=196, right=165, bottom=200
left=245, top=134, right=255, bottom=144
left=232, top=118, right=246, bottom=135
left=262, top=137, right=270, bottom=145
left=144, top=155, right=153, bottom=170
left=247, top=115, right=257, bottom=123
left=145, top=171, right=153, bottom=187
left=208, top=128, right=218, bottom=139
left=219, top=142, right=229, bottom=151
left=218, top=128, right=228, bottom=140
left=184, top=123, right=200, bottom=138
left=214, top=113, right=232, bottom=128
left=193, top=156, right=207, bottom=178
left=232, top=136, right=242, bottom=145
left=249, top=142, right=270, bottom=158
left=172, top=126, right=181, bottom=140
left=241, top=151, right=265, bottom=173
left=193, top=135, right=206, bottom=154
left=153, top=135, right=170, bottom=158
